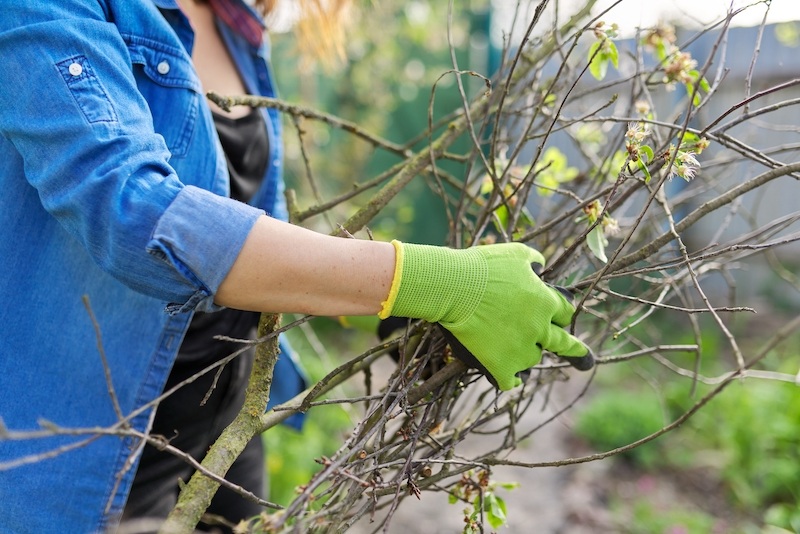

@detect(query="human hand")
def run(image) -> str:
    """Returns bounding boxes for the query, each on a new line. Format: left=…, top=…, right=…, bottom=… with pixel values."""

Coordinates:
left=379, top=241, right=593, bottom=390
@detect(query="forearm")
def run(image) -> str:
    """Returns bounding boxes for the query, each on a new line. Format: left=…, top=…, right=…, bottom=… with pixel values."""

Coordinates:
left=215, top=215, right=395, bottom=316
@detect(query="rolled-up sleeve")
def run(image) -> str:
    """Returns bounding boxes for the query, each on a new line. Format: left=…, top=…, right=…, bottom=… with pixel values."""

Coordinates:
left=148, top=186, right=262, bottom=312
left=0, top=3, right=262, bottom=311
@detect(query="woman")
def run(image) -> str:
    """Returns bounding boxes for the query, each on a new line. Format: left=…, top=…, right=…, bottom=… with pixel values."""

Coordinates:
left=121, top=1, right=312, bottom=530
left=0, top=1, right=591, bottom=532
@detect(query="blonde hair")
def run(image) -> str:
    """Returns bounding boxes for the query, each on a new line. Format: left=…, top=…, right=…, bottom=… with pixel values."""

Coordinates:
left=256, top=0, right=351, bottom=66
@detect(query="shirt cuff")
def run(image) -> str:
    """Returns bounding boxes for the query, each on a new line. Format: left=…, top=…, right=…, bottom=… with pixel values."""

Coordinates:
left=147, top=185, right=264, bottom=313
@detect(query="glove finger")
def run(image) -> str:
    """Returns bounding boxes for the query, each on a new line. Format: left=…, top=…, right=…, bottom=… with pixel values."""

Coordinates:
left=539, top=323, right=589, bottom=358
left=525, top=246, right=546, bottom=269
left=563, top=352, right=595, bottom=371
left=551, top=284, right=575, bottom=302
left=502, top=344, right=542, bottom=390
left=441, top=326, right=539, bottom=391
left=547, top=285, right=579, bottom=327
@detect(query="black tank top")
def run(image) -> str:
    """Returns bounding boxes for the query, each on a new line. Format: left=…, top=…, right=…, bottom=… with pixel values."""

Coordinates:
left=177, top=109, right=269, bottom=363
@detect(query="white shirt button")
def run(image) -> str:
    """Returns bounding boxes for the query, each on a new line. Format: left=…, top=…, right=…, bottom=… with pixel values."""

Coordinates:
left=157, top=61, right=170, bottom=75
left=68, top=62, right=83, bottom=77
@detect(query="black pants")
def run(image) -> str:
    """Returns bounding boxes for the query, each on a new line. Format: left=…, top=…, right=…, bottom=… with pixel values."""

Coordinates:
left=122, top=350, right=265, bottom=533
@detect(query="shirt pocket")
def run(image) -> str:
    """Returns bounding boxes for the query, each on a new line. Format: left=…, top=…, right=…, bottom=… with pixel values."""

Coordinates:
left=56, top=55, right=118, bottom=125
left=126, top=37, right=202, bottom=158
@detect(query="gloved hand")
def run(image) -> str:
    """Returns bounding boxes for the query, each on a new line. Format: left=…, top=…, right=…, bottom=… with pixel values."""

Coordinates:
left=378, top=241, right=593, bottom=390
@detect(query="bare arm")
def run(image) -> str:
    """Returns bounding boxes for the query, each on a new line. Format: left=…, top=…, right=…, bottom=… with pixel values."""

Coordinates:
left=215, top=216, right=395, bottom=316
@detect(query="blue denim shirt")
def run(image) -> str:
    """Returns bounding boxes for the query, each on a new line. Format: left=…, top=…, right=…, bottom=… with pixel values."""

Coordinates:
left=0, top=1, right=303, bottom=532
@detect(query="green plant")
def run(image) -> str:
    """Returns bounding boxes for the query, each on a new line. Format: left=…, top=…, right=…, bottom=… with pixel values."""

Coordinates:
left=448, top=471, right=518, bottom=533
left=669, top=379, right=800, bottom=515
left=574, top=389, right=666, bottom=469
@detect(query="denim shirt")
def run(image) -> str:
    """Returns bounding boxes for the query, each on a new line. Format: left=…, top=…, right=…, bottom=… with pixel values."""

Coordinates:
left=0, top=1, right=303, bottom=532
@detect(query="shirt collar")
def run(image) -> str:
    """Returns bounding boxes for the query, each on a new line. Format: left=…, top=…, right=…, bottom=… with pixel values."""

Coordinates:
left=151, top=0, right=265, bottom=48
left=208, top=0, right=265, bottom=48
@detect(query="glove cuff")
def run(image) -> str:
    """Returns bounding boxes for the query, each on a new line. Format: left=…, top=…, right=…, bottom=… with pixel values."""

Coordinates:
left=378, top=240, right=488, bottom=325
left=378, top=240, right=405, bottom=319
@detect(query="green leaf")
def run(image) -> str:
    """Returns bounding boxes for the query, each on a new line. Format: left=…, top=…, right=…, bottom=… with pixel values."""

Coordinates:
left=589, top=41, right=608, bottom=80
left=636, top=158, right=652, bottom=183
left=587, top=225, right=608, bottom=263
left=485, top=494, right=508, bottom=529
left=639, top=145, right=654, bottom=164
left=699, top=76, right=710, bottom=92
left=692, top=89, right=702, bottom=106
left=607, top=40, right=619, bottom=68
left=479, top=176, right=494, bottom=196
left=448, top=493, right=458, bottom=505
left=493, top=205, right=509, bottom=230
left=535, top=147, right=579, bottom=196
left=681, top=132, right=699, bottom=145
left=655, top=42, right=668, bottom=61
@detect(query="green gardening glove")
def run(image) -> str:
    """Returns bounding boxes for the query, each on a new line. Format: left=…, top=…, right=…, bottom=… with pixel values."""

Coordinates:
left=378, top=241, right=591, bottom=391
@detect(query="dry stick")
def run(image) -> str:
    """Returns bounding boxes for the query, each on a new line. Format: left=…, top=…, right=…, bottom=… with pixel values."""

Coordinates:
left=133, top=429, right=283, bottom=511
left=597, top=286, right=754, bottom=314
left=657, top=186, right=746, bottom=369
left=381, top=402, right=435, bottom=532
left=426, top=69, right=487, bottom=238
left=443, top=3, right=503, bottom=233
left=273, top=357, right=467, bottom=530
left=160, top=314, right=282, bottom=534
left=0, top=433, right=103, bottom=471
left=600, top=228, right=800, bottom=282
left=257, top=342, right=413, bottom=528
left=488, top=313, right=800, bottom=470
left=0, top=421, right=281, bottom=512
left=701, top=78, right=800, bottom=135
left=462, top=2, right=600, bottom=244
left=207, top=93, right=410, bottom=158
left=744, top=4, right=773, bottom=115
left=578, top=161, right=800, bottom=287
left=486, top=0, right=601, bottom=165
left=294, top=161, right=405, bottom=223
left=82, top=294, right=141, bottom=514
left=334, top=108, right=475, bottom=237
left=353, top=378, right=556, bottom=508
left=597, top=344, right=700, bottom=365
left=487, top=0, right=551, bottom=165
left=82, top=295, right=124, bottom=422
left=111, top=315, right=308, bottom=435
left=567, top=8, right=730, bottom=315
left=210, top=92, right=413, bottom=225
left=289, top=114, right=334, bottom=229
left=507, top=8, right=620, bottom=236
left=479, top=6, right=594, bottom=239
left=275, top=379, right=415, bottom=528
left=713, top=96, right=800, bottom=134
